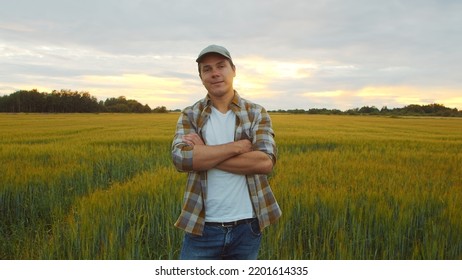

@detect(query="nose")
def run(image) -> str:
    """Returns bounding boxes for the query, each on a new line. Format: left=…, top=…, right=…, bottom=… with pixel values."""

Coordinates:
left=211, top=67, right=221, bottom=78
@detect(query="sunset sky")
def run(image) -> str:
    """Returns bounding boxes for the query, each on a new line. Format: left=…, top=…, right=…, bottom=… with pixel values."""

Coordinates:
left=1, top=0, right=461, bottom=110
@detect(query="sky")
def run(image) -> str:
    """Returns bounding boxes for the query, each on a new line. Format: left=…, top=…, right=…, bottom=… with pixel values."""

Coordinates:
left=1, top=0, right=461, bottom=111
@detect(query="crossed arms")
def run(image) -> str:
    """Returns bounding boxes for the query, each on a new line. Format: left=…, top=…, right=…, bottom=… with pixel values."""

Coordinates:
left=181, top=133, right=273, bottom=175
left=172, top=104, right=276, bottom=175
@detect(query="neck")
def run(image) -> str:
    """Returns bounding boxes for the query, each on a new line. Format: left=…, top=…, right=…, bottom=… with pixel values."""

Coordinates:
left=209, top=90, right=234, bottom=113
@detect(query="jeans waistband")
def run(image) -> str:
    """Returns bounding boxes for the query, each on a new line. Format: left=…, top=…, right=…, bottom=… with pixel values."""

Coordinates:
left=205, top=218, right=256, bottom=227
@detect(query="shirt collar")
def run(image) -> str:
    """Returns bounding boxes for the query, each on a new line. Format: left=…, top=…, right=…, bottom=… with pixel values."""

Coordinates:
left=204, top=90, right=242, bottom=110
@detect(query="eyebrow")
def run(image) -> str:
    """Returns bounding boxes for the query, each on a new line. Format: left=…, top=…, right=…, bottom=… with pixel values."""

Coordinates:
left=201, top=60, right=227, bottom=69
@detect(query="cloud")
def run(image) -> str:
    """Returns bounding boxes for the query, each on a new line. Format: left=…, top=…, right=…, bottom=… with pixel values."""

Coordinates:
left=1, top=0, right=461, bottom=111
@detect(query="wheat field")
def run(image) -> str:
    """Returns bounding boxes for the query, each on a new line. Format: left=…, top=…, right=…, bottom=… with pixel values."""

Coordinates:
left=1, top=113, right=461, bottom=259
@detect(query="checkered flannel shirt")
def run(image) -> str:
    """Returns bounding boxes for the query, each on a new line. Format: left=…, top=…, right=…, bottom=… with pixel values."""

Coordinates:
left=171, top=92, right=281, bottom=235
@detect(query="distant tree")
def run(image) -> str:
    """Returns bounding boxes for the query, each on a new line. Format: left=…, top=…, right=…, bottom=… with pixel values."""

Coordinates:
left=345, top=108, right=359, bottom=115
left=359, top=106, right=379, bottom=114
left=287, top=109, right=306, bottom=114
left=142, top=104, right=152, bottom=113
left=103, top=96, right=151, bottom=113
left=0, top=89, right=103, bottom=113
left=402, top=104, right=424, bottom=115
left=153, top=106, right=168, bottom=113
left=380, top=106, right=391, bottom=114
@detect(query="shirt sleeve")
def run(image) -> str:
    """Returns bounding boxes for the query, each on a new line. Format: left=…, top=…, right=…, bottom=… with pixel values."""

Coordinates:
left=252, top=107, right=277, bottom=165
left=171, top=111, right=195, bottom=172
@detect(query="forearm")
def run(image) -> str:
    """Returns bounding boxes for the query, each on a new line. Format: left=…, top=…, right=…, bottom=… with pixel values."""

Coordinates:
left=216, top=151, right=274, bottom=175
left=192, top=142, right=241, bottom=171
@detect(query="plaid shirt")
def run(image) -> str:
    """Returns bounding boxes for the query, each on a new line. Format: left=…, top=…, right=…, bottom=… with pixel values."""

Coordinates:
left=171, top=92, right=281, bottom=235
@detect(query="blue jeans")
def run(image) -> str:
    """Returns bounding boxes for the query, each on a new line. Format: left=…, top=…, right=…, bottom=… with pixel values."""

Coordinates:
left=179, top=218, right=262, bottom=260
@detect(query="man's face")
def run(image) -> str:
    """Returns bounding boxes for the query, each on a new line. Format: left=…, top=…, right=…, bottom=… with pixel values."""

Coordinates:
left=199, top=53, right=236, bottom=99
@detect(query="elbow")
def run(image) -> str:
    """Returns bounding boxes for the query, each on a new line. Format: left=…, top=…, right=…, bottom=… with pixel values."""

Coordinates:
left=173, top=160, right=194, bottom=173
left=259, top=157, right=274, bottom=175
left=171, top=148, right=194, bottom=172
left=264, top=160, right=274, bottom=175
left=172, top=158, right=186, bottom=172
left=173, top=162, right=189, bottom=173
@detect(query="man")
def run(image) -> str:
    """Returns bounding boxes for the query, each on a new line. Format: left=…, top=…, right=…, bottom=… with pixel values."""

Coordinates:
left=171, top=45, right=281, bottom=260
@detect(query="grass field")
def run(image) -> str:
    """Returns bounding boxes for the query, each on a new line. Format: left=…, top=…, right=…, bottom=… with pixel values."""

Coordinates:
left=1, top=113, right=461, bottom=259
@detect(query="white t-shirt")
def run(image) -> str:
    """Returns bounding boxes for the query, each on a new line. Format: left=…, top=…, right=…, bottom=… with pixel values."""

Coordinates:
left=203, top=106, right=254, bottom=222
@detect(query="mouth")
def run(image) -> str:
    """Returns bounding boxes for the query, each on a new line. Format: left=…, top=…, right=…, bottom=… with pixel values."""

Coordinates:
left=211, top=81, right=224, bottom=85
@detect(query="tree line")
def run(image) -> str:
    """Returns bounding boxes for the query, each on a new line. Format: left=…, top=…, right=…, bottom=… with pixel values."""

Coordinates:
left=270, top=104, right=462, bottom=117
left=1, top=89, right=461, bottom=116
left=0, top=89, right=168, bottom=113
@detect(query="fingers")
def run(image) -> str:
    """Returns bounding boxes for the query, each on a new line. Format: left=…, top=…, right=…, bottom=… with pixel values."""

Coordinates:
left=182, top=133, right=204, bottom=147
left=235, top=139, right=253, bottom=154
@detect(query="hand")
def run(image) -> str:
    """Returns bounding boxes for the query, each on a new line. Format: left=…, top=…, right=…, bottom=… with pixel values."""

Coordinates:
left=234, top=139, right=252, bottom=154
left=182, top=133, right=205, bottom=148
